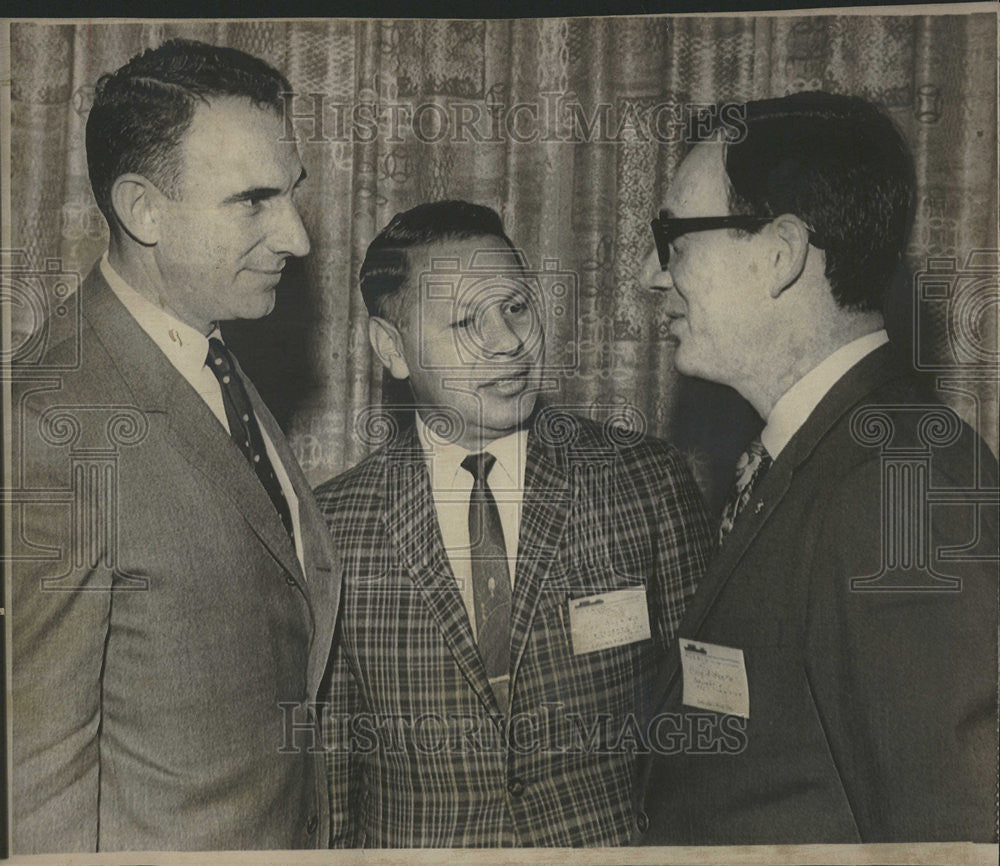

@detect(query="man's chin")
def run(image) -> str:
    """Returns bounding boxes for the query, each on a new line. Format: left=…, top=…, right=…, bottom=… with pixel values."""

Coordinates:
left=672, top=343, right=700, bottom=379
left=484, top=392, right=537, bottom=433
left=243, top=291, right=278, bottom=320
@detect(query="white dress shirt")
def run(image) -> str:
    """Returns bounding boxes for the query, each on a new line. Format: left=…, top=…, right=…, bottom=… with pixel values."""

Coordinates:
left=761, top=329, right=890, bottom=460
left=100, top=254, right=304, bottom=569
left=416, top=412, right=528, bottom=638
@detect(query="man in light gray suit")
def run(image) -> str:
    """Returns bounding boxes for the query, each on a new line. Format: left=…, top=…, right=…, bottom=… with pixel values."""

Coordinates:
left=10, top=39, right=341, bottom=852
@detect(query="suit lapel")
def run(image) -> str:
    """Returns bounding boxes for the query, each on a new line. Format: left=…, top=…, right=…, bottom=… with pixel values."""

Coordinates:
left=246, top=372, right=343, bottom=698
left=81, top=268, right=303, bottom=583
left=163, top=374, right=303, bottom=578
left=645, top=455, right=796, bottom=711
left=653, top=343, right=912, bottom=704
left=509, top=422, right=573, bottom=695
left=382, top=426, right=503, bottom=717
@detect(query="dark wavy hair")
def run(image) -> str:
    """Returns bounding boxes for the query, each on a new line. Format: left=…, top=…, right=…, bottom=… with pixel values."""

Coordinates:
left=359, top=200, right=517, bottom=320
left=698, top=91, right=915, bottom=312
left=86, top=38, right=290, bottom=226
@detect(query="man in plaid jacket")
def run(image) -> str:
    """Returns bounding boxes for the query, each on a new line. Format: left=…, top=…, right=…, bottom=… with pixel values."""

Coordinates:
left=315, top=201, right=712, bottom=847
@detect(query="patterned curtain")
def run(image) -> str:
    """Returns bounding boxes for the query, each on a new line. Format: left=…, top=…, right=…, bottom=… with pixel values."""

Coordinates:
left=9, top=14, right=997, bottom=511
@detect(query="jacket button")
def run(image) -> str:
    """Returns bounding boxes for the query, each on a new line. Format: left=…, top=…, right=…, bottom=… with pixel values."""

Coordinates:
left=635, top=810, right=649, bottom=833
left=306, top=813, right=318, bottom=834
left=286, top=575, right=297, bottom=586
left=507, top=777, right=525, bottom=797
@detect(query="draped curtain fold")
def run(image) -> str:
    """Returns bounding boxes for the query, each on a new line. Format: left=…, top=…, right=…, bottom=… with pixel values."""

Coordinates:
left=10, top=14, right=997, bottom=508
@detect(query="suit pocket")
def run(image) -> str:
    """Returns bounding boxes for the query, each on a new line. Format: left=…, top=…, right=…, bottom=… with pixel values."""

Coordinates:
left=735, top=644, right=863, bottom=842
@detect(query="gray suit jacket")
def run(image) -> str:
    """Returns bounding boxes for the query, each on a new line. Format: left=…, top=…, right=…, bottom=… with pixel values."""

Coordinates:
left=10, top=266, right=342, bottom=852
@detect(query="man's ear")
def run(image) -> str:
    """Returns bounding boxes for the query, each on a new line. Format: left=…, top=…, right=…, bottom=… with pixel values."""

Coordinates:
left=768, top=213, right=811, bottom=299
left=110, top=173, right=161, bottom=246
left=368, top=316, right=410, bottom=380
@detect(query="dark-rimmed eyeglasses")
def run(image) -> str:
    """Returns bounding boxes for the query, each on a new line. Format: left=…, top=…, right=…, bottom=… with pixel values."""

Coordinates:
left=649, top=214, right=775, bottom=271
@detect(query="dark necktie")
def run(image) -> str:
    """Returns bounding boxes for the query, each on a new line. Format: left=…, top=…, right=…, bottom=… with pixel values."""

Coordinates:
left=206, top=337, right=295, bottom=543
left=718, top=437, right=771, bottom=546
left=461, top=452, right=512, bottom=710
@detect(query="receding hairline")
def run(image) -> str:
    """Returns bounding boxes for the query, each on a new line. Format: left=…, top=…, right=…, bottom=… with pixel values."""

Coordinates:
left=169, top=94, right=290, bottom=188
left=372, top=233, right=526, bottom=324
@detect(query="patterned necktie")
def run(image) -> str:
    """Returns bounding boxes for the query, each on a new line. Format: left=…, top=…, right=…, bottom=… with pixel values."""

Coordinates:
left=461, top=452, right=512, bottom=710
left=718, top=437, right=772, bottom=546
left=206, top=337, right=295, bottom=543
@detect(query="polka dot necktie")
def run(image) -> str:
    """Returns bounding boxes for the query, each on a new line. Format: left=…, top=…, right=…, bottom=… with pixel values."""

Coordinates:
left=461, top=451, right=512, bottom=710
left=206, top=337, right=295, bottom=543
left=718, top=437, right=772, bottom=547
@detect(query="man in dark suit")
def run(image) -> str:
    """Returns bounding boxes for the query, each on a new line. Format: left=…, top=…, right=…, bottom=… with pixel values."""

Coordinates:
left=314, top=201, right=713, bottom=847
left=634, top=91, right=998, bottom=843
left=10, top=40, right=341, bottom=852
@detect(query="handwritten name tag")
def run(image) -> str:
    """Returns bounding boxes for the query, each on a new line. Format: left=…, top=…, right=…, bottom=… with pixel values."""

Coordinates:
left=568, top=589, right=651, bottom=655
left=680, top=639, right=750, bottom=718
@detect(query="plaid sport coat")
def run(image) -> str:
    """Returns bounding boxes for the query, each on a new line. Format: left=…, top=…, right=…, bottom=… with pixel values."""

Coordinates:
left=315, top=409, right=712, bottom=847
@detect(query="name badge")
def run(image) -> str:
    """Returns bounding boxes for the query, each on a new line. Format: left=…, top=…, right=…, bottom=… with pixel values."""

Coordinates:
left=568, top=588, right=651, bottom=655
left=680, top=639, right=750, bottom=718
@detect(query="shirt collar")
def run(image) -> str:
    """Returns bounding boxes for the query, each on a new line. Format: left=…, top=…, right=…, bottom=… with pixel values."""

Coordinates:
left=101, top=252, right=217, bottom=376
left=761, top=329, right=889, bottom=460
left=415, top=411, right=528, bottom=492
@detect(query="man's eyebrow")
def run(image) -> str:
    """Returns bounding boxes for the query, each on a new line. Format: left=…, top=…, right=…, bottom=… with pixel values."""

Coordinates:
left=224, top=186, right=281, bottom=204
left=224, top=168, right=308, bottom=204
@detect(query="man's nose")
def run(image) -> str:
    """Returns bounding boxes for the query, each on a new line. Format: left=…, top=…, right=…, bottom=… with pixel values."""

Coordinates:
left=477, top=306, right=524, bottom=356
left=641, top=246, right=673, bottom=291
left=270, top=198, right=311, bottom=259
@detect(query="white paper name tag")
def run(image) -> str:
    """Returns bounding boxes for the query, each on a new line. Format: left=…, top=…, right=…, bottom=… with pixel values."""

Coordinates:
left=680, top=639, right=750, bottom=718
left=568, top=588, right=651, bottom=655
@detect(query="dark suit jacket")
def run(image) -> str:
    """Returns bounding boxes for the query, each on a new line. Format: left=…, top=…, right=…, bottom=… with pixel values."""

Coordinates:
left=633, top=343, right=998, bottom=844
left=10, top=267, right=342, bottom=852
left=314, top=411, right=713, bottom=847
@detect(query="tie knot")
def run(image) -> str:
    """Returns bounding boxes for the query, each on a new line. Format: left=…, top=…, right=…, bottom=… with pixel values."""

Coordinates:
left=461, top=451, right=497, bottom=482
left=747, top=437, right=767, bottom=459
left=735, top=437, right=769, bottom=473
left=206, top=337, right=233, bottom=374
